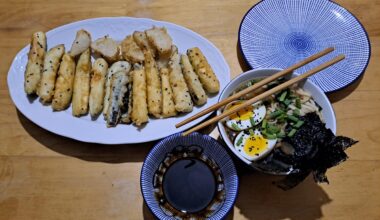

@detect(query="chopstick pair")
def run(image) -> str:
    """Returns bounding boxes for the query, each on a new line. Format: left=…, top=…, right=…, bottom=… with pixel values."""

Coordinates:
left=178, top=47, right=345, bottom=136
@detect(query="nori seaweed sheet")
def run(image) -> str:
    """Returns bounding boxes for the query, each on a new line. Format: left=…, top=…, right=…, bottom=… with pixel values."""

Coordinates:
left=273, top=112, right=358, bottom=190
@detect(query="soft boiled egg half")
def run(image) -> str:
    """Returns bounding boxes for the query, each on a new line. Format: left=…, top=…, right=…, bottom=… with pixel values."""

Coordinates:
left=225, top=101, right=266, bottom=131
left=234, top=129, right=277, bottom=161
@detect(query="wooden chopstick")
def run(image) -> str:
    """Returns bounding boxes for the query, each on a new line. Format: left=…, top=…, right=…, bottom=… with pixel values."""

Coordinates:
left=182, top=54, right=345, bottom=136
left=176, top=47, right=335, bottom=128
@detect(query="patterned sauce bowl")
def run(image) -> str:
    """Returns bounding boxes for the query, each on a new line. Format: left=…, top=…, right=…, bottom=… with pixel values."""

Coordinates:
left=140, top=133, right=238, bottom=219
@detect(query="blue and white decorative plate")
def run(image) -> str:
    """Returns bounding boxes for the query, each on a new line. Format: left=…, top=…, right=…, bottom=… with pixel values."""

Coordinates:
left=140, top=132, right=238, bottom=220
left=239, top=0, right=371, bottom=93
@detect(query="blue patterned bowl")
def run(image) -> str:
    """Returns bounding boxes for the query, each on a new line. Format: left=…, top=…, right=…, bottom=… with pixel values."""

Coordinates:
left=140, top=133, right=238, bottom=219
left=239, top=0, right=370, bottom=93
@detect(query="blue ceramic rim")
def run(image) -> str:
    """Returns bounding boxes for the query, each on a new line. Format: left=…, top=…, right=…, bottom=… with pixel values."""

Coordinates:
left=237, top=0, right=371, bottom=94
left=140, top=132, right=239, bottom=220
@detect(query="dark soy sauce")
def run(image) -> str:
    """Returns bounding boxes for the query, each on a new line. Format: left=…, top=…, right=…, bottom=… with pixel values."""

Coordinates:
left=153, top=145, right=225, bottom=218
left=163, top=158, right=216, bottom=213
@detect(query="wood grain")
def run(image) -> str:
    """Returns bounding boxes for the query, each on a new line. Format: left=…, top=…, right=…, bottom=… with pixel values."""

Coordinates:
left=1, top=0, right=379, bottom=219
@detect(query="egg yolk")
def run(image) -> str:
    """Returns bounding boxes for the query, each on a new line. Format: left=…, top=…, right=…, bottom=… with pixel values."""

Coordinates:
left=227, top=102, right=254, bottom=121
left=243, top=134, right=268, bottom=156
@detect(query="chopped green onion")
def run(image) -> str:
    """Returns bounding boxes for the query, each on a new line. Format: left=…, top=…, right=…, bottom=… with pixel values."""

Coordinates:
left=250, top=117, right=256, bottom=126
left=277, top=114, right=287, bottom=123
left=283, top=99, right=291, bottom=106
left=278, top=91, right=288, bottom=102
left=287, top=115, right=299, bottom=122
left=261, top=119, right=267, bottom=129
left=288, top=128, right=297, bottom=137
left=293, top=108, right=300, bottom=116
left=267, top=124, right=280, bottom=134
left=262, top=130, right=277, bottom=139
left=249, top=129, right=255, bottom=136
left=231, top=123, right=240, bottom=131
left=296, top=97, right=301, bottom=109
left=270, top=110, right=284, bottom=118
left=276, top=132, right=286, bottom=138
left=236, top=135, right=244, bottom=146
left=293, top=120, right=304, bottom=128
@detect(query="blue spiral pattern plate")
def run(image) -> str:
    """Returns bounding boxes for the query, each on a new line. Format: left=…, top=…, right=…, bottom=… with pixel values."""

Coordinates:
left=140, top=133, right=238, bottom=219
left=239, top=0, right=371, bottom=93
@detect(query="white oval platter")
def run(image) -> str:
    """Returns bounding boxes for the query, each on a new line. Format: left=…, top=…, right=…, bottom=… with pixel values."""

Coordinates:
left=7, top=17, right=230, bottom=144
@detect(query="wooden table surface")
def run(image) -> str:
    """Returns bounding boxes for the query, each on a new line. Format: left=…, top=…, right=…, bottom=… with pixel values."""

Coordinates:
left=1, top=0, right=379, bottom=219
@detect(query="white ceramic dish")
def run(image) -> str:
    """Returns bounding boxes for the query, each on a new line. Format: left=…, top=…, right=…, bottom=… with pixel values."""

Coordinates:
left=217, top=68, right=336, bottom=167
left=7, top=17, right=230, bottom=144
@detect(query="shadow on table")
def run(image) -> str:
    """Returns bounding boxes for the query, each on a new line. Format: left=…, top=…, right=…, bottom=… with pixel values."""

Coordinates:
left=218, top=133, right=331, bottom=219
left=236, top=43, right=252, bottom=74
left=327, top=74, right=364, bottom=103
left=17, top=110, right=154, bottom=163
left=141, top=168, right=330, bottom=220
left=142, top=203, right=155, bottom=220
left=216, top=136, right=331, bottom=219
left=234, top=169, right=331, bottom=220
left=17, top=109, right=218, bottom=164
left=142, top=199, right=235, bottom=220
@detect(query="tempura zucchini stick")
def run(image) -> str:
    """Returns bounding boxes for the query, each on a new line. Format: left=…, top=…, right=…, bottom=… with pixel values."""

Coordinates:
left=70, top=29, right=91, bottom=57
left=187, top=47, right=220, bottom=93
left=131, top=63, right=149, bottom=126
left=106, top=71, right=130, bottom=127
left=38, top=44, right=65, bottom=103
left=103, top=61, right=131, bottom=118
left=52, top=53, right=76, bottom=110
left=133, top=31, right=156, bottom=57
left=144, top=50, right=162, bottom=118
left=180, top=54, right=207, bottom=106
left=24, top=31, right=46, bottom=95
left=168, top=46, right=193, bottom=113
left=72, top=48, right=91, bottom=116
left=89, top=58, right=108, bottom=117
left=160, top=68, right=177, bottom=118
